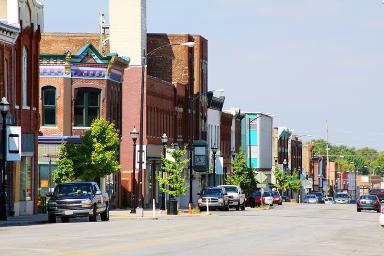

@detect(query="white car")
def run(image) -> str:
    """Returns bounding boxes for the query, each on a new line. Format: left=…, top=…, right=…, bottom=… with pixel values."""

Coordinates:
left=334, top=193, right=351, bottom=204
left=324, top=197, right=334, bottom=204
left=219, top=185, right=246, bottom=211
left=262, top=191, right=274, bottom=206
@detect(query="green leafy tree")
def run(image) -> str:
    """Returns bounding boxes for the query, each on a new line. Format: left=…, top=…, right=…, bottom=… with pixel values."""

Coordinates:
left=370, top=152, right=384, bottom=176
left=273, top=166, right=289, bottom=194
left=287, top=170, right=301, bottom=192
left=157, top=146, right=189, bottom=198
left=54, top=118, right=120, bottom=183
left=226, top=152, right=257, bottom=194
left=337, top=159, right=355, bottom=173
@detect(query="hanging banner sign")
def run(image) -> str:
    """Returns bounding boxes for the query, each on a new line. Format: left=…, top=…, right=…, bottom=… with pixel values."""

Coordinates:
left=6, top=126, right=21, bottom=161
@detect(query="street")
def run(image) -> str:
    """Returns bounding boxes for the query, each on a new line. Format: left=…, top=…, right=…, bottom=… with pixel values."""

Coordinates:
left=0, top=204, right=383, bottom=256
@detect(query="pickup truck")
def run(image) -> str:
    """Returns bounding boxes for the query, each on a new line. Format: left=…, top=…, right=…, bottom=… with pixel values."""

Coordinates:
left=47, top=182, right=109, bottom=223
left=369, top=189, right=384, bottom=203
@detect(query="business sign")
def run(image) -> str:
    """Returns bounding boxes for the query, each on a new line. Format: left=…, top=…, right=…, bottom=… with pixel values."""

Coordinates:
left=6, top=126, right=21, bottom=161
left=193, top=140, right=208, bottom=172
left=135, top=145, right=146, bottom=169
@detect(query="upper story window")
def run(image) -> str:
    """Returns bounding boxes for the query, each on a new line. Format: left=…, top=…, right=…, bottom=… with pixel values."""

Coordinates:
left=74, top=88, right=100, bottom=127
left=42, top=86, right=56, bottom=126
left=22, top=46, right=28, bottom=107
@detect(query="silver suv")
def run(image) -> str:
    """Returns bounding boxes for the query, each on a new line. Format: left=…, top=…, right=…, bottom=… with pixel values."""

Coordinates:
left=197, top=187, right=230, bottom=211
left=219, top=185, right=246, bottom=211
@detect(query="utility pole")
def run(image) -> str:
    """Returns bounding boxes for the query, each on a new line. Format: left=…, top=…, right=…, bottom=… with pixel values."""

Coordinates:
left=326, top=120, right=330, bottom=196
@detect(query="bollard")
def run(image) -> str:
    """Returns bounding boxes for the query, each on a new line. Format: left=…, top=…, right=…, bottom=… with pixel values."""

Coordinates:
left=380, top=204, right=384, bottom=227
left=206, top=198, right=210, bottom=215
left=152, top=198, right=156, bottom=219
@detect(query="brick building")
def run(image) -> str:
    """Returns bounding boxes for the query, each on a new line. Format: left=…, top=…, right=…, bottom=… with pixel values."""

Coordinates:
left=38, top=33, right=128, bottom=208
left=0, top=0, right=43, bottom=216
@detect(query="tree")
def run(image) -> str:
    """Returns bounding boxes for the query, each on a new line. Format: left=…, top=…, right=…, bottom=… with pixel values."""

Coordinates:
left=287, top=170, right=301, bottom=192
left=54, top=118, right=120, bottom=183
left=226, top=152, right=257, bottom=194
left=337, top=159, right=355, bottom=173
left=370, top=152, right=384, bottom=176
left=273, top=166, right=289, bottom=194
left=157, top=146, right=189, bottom=198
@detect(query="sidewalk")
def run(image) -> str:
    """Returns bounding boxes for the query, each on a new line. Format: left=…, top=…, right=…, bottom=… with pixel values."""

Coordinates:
left=0, top=214, right=47, bottom=227
left=0, top=209, right=200, bottom=227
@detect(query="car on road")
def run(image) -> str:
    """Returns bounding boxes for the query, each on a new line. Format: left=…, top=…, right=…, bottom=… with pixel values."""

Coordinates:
left=219, top=185, right=245, bottom=211
left=304, top=194, right=318, bottom=204
left=271, top=191, right=283, bottom=205
left=246, top=191, right=262, bottom=208
left=369, top=189, right=384, bottom=203
left=198, top=187, right=229, bottom=211
left=334, top=193, right=351, bottom=204
left=312, top=192, right=325, bottom=204
left=324, top=197, right=334, bottom=204
left=47, top=182, right=109, bottom=223
left=357, top=195, right=381, bottom=213
left=262, top=191, right=274, bottom=206
left=282, top=195, right=291, bottom=202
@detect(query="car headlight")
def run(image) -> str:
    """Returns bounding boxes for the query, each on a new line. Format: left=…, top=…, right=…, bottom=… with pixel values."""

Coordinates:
left=218, top=198, right=224, bottom=203
left=198, top=199, right=202, bottom=203
left=82, top=199, right=93, bottom=207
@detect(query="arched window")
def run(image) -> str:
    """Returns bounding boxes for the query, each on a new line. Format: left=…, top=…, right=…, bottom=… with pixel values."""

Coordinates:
left=74, top=88, right=100, bottom=127
left=42, top=86, right=56, bottom=126
left=22, top=46, right=28, bottom=107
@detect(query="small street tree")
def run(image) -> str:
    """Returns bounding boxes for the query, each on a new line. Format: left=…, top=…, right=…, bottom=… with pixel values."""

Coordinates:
left=287, top=170, right=301, bottom=192
left=53, top=118, right=120, bottom=184
left=226, top=152, right=257, bottom=194
left=157, top=146, right=189, bottom=199
left=273, top=166, right=289, bottom=194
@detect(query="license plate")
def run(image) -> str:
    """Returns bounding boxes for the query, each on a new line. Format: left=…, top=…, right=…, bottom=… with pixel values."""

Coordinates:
left=64, top=210, right=74, bottom=215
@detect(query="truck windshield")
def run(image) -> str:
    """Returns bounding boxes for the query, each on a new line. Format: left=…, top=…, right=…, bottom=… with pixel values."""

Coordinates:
left=55, top=184, right=93, bottom=197
left=202, top=188, right=222, bottom=196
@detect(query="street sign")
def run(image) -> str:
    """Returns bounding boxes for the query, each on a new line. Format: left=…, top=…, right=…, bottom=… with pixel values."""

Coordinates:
left=135, top=145, right=146, bottom=169
left=255, top=172, right=268, bottom=184
left=6, top=126, right=21, bottom=161
left=257, top=183, right=267, bottom=188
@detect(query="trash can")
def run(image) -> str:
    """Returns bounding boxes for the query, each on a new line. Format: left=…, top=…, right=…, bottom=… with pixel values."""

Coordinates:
left=167, top=199, right=178, bottom=215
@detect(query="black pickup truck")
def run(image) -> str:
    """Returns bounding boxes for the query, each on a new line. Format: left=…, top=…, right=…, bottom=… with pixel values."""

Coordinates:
left=47, top=182, right=109, bottom=223
left=369, top=189, right=384, bottom=203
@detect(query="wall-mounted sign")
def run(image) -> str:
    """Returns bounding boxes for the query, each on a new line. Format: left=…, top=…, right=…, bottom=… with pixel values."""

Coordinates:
left=193, top=140, right=208, bottom=172
left=6, top=126, right=21, bottom=161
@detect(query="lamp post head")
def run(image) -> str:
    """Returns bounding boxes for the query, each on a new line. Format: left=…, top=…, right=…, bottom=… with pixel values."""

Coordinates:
left=180, top=42, right=195, bottom=48
left=0, top=97, right=10, bottom=115
left=130, top=127, right=139, bottom=141
left=283, top=159, right=287, bottom=165
left=161, top=133, right=168, bottom=144
left=211, top=145, right=218, bottom=155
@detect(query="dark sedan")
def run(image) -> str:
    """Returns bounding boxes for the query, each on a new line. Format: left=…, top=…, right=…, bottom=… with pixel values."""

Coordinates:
left=357, top=195, right=381, bottom=213
left=246, top=191, right=262, bottom=207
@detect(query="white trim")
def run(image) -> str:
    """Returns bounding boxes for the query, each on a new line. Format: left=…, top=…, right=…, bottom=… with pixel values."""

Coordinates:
left=15, top=105, right=19, bottom=109
left=72, top=127, right=91, bottom=130
left=41, top=126, right=57, bottom=129
left=22, top=106, right=30, bottom=110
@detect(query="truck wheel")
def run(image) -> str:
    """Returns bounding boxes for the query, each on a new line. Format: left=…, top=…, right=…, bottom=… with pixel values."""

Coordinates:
left=241, top=203, right=246, bottom=211
left=61, top=217, right=69, bottom=223
left=89, top=205, right=97, bottom=222
left=101, top=204, right=109, bottom=221
left=48, top=215, right=56, bottom=223
left=357, top=208, right=361, bottom=212
left=235, top=204, right=240, bottom=211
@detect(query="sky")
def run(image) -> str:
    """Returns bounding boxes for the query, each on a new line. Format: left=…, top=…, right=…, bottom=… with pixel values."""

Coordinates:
left=43, top=0, right=384, bottom=150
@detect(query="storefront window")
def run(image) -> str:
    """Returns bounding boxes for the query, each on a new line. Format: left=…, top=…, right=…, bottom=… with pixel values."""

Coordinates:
left=20, top=157, right=33, bottom=201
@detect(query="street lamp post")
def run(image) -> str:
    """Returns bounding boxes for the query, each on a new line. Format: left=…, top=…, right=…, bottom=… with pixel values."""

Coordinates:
left=130, top=127, right=138, bottom=213
left=137, top=42, right=195, bottom=216
left=0, top=97, right=9, bottom=221
left=211, top=145, right=218, bottom=186
left=161, top=133, right=168, bottom=210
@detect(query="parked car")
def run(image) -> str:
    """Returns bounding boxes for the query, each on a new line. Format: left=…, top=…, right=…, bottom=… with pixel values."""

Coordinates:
left=325, top=196, right=335, bottom=204
left=324, top=197, right=334, bottom=204
left=262, top=191, right=274, bottom=206
left=312, top=192, right=325, bottom=204
left=271, top=191, right=283, bottom=205
left=357, top=195, right=381, bottom=213
left=47, top=182, right=109, bottom=223
left=198, top=187, right=229, bottom=211
left=246, top=191, right=262, bottom=208
left=219, top=185, right=245, bottom=211
left=334, top=193, right=351, bottom=204
left=282, top=195, right=291, bottom=202
left=369, top=189, right=384, bottom=203
left=304, top=194, right=318, bottom=204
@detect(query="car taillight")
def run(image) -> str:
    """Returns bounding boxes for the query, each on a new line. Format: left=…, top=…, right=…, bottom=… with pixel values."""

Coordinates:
left=375, top=200, right=380, bottom=204
left=357, top=200, right=360, bottom=204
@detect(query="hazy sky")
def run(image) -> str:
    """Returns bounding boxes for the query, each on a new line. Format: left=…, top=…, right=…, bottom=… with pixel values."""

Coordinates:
left=44, top=0, right=384, bottom=150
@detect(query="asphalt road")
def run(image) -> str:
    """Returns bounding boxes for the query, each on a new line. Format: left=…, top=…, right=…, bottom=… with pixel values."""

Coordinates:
left=1, top=204, right=383, bottom=256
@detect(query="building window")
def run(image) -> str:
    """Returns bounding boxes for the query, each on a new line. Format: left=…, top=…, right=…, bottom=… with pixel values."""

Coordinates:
left=22, top=46, right=28, bottom=107
left=42, top=86, right=56, bottom=126
left=4, top=59, right=8, bottom=98
left=74, top=88, right=100, bottom=127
